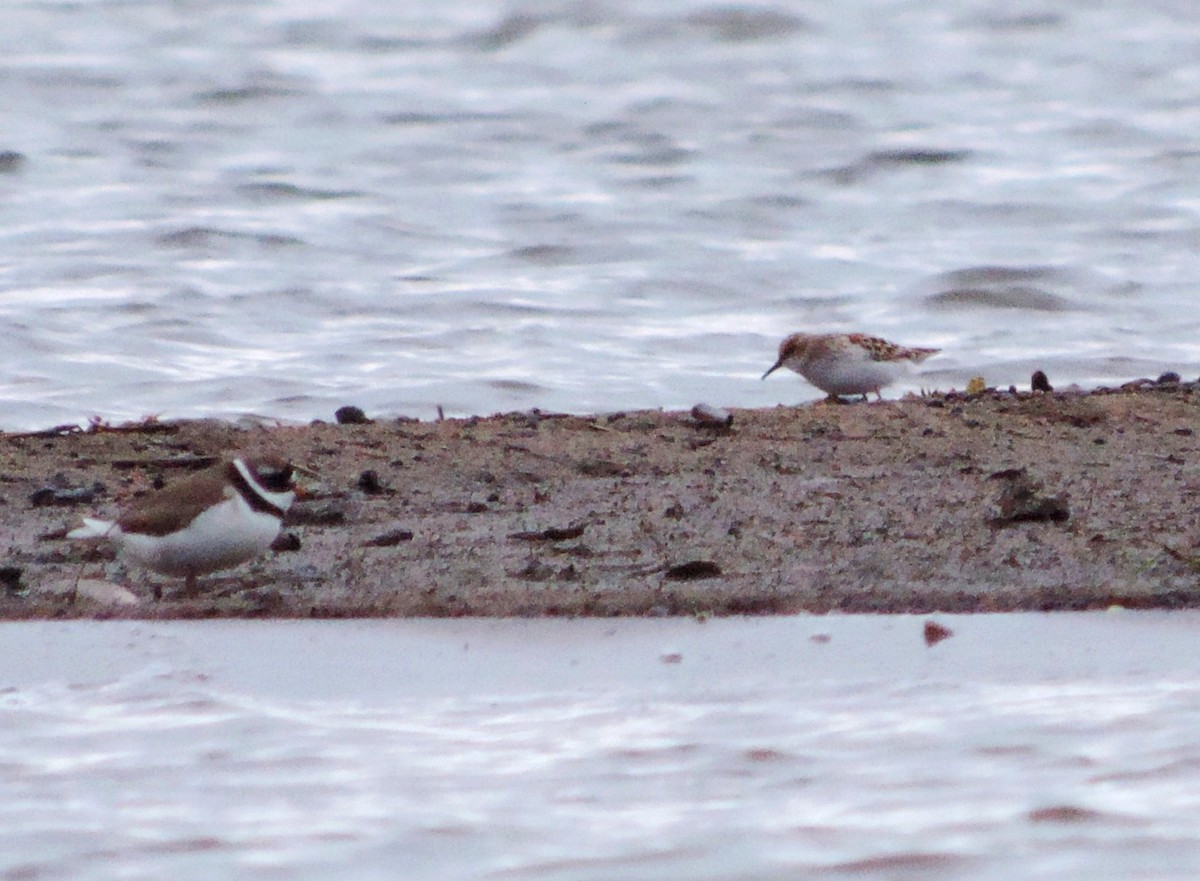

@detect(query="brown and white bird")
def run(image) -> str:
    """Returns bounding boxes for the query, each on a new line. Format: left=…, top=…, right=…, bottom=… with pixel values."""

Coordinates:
left=762, top=332, right=939, bottom=401
left=68, top=456, right=298, bottom=593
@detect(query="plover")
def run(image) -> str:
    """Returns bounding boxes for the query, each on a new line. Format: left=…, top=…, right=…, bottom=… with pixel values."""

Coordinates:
left=68, top=456, right=299, bottom=594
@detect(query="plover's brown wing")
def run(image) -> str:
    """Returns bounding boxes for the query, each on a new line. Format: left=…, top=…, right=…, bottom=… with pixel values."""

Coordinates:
left=117, top=464, right=232, bottom=537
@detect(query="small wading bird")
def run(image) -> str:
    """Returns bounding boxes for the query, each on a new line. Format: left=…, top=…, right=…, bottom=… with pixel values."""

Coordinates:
left=762, top=332, right=940, bottom=402
left=68, top=456, right=301, bottom=596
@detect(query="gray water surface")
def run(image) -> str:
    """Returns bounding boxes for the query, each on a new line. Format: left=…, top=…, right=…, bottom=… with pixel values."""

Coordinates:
left=2, top=0, right=1200, bottom=429
left=6, top=614, right=1200, bottom=880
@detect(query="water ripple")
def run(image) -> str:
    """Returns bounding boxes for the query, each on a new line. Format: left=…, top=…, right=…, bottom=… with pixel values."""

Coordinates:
left=2, top=0, right=1199, bottom=427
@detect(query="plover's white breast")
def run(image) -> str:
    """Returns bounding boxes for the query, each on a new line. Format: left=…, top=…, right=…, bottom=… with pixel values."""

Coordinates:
left=119, top=492, right=282, bottom=578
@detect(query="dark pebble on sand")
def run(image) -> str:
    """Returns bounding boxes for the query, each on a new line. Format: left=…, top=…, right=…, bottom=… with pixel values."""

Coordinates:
left=335, top=405, right=372, bottom=425
left=364, top=528, right=414, bottom=547
left=1157, top=371, right=1181, bottom=385
left=0, top=566, right=23, bottom=593
left=28, top=485, right=101, bottom=507
left=1031, top=370, right=1053, bottom=393
left=357, top=469, right=391, bottom=495
left=511, top=524, right=587, bottom=542
left=664, top=560, right=722, bottom=581
left=271, top=532, right=302, bottom=552
left=690, top=403, right=734, bottom=429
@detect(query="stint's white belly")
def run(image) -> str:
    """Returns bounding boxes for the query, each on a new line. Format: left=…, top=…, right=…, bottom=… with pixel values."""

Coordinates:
left=801, top=355, right=907, bottom=396
left=115, top=497, right=282, bottom=577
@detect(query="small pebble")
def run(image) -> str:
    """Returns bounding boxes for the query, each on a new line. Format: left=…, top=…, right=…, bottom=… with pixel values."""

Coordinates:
left=357, top=470, right=390, bottom=495
left=271, top=532, right=302, bottom=552
left=511, top=525, right=586, bottom=542
left=664, top=560, right=721, bottom=581
left=28, top=486, right=99, bottom=507
left=1031, top=370, right=1053, bottom=393
left=1157, top=371, right=1181, bottom=385
left=334, top=405, right=371, bottom=425
left=0, top=566, right=23, bottom=593
left=364, top=528, right=415, bottom=547
left=690, top=403, right=733, bottom=429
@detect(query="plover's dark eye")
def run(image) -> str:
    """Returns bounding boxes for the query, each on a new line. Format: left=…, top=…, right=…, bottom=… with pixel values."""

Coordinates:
left=256, top=464, right=294, bottom=492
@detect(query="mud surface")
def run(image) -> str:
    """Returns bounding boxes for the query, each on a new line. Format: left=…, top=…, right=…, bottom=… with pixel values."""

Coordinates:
left=2, top=383, right=1199, bottom=618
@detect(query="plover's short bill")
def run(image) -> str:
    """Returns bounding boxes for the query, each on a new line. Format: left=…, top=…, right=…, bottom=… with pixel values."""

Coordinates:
left=68, top=456, right=298, bottom=595
left=762, top=332, right=939, bottom=401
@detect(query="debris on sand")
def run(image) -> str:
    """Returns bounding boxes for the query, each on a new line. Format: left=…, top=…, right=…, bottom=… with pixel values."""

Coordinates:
left=987, top=468, right=1070, bottom=525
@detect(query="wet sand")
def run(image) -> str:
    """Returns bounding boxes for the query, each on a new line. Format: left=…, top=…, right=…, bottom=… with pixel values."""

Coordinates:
left=2, top=381, right=1198, bottom=619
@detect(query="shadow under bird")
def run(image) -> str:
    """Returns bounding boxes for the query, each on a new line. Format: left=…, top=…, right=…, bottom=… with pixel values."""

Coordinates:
left=68, top=456, right=299, bottom=594
left=763, top=332, right=940, bottom=401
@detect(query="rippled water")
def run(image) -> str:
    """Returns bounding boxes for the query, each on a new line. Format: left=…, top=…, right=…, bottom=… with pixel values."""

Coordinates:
left=7, top=615, right=1200, bottom=879
left=2, top=0, right=1200, bottom=429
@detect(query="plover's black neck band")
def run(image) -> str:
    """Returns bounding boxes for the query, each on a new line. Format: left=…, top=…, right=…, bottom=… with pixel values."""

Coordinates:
left=227, top=460, right=289, bottom=519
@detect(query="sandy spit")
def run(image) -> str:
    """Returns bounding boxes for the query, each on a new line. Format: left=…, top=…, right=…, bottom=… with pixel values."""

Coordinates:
left=2, top=383, right=1198, bottom=619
